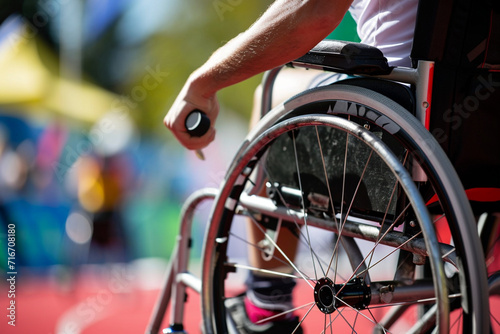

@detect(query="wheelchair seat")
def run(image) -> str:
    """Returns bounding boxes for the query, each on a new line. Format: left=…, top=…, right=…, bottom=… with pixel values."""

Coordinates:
left=291, top=40, right=393, bottom=75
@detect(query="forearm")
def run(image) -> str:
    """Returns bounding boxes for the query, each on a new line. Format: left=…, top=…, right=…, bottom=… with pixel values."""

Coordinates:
left=164, top=0, right=352, bottom=150
left=190, top=0, right=352, bottom=97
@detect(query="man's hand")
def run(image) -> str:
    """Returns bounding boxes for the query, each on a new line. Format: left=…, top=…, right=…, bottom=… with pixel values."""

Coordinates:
left=164, top=79, right=219, bottom=151
left=164, top=0, right=351, bottom=150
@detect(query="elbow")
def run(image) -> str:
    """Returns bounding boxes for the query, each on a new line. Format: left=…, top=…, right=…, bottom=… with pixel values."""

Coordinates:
left=299, top=0, right=351, bottom=36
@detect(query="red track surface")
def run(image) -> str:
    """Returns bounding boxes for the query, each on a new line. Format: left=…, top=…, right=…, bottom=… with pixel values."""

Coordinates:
left=1, top=271, right=499, bottom=334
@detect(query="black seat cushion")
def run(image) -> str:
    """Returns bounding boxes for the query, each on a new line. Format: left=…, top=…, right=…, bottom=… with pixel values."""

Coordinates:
left=292, top=40, right=392, bottom=75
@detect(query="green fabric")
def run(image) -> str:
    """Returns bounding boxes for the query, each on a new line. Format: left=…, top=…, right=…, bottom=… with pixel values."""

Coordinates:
left=326, top=11, right=360, bottom=42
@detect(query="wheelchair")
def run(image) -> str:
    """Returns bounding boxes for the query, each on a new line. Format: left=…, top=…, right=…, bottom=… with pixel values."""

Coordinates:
left=147, top=3, right=500, bottom=334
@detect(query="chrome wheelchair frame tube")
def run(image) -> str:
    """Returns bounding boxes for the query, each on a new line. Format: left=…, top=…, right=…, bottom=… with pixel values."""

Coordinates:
left=237, top=193, right=457, bottom=267
left=145, top=188, right=218, bottom=334
left=377, top=61, right=435, bottom=131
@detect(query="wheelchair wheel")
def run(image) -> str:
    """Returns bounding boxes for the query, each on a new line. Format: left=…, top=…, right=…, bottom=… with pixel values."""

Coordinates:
left=201, top=85, right=489, bottom=333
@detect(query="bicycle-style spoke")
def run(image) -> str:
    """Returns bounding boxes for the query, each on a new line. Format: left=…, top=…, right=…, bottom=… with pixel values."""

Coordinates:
left=335, top=130, right=350, bottom=284
left=296, top=303, right=316, bottom=333
left=291, top=130, right=321, bottom=281
left=366, top=309, right=386, bottom=334
left=327, top=149, right=377, bottom=288
left=321, top=310, right=343, bottom=334
left=254, top=302, right=315, bottom=325
left=332, top=294, right=385, bottom=332
left=367, top=293, right=459, bottom=310
left=491, top=311, right=500, bottom=328
left=441, top=247, right=456, bottom=260
left=345, top=203, right=411, bottom=282
left=449, top=310, right=462, bottom=334
left=314, top=125, right=379, bottom=295
left=363, top=151, right=409, bottom=280
left=228, top=231, right=296, bottom=270
left=314, top=125, right=344, bottom=285
left=355, top=230, right=422, bottom=279
left=247, top=212, right=315, bottom=289
left=315, top=125, right=339, bottom=228
left=337, top=308, right=358, bottom=333
left=334, top=227, right=421, bottom=308
left=314, top=126, right=339, bottom=233
left=327, top=148, right=374, bottom=280
left=228, top=218, right=339, bottom=280
left=351, top=311, right=360, bottom=333
left=360, top=150, right=410, bottom=283
left=362, top=203, right=413, bottom=265
left=340, top=123, right=350, bottom=221
left=226, top=263, right=306, bottom=280
left=258, top=164, right=341, bottom=280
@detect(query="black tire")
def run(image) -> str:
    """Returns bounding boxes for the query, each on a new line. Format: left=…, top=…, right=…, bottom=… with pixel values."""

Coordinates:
left=201, top=85, right=489, bottom=333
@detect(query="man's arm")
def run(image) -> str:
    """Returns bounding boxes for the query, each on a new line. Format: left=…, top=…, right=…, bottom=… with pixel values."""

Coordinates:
left=164, top=0, right=353, bottom=150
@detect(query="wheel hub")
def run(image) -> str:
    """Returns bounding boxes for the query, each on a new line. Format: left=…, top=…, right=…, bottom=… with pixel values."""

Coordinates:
left=314, top=277, right=371, bottom=314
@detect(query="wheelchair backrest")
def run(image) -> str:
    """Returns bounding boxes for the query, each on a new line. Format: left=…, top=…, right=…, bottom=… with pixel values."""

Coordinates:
left=411, top=0, right=500, bottom=68
left=412, top=0, right=500, bottom=213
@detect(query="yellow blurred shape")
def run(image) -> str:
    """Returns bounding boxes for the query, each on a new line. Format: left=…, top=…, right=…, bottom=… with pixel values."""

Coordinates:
left=77, top=156, right=105, bottom=213
left=0, top=18, right=118, bottom=123
left=0, top=27, right=48, bottom=103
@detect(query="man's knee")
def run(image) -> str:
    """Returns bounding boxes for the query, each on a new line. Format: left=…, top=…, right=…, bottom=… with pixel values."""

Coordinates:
left=251, top=68, right=323, bottom=128
left=250, top=84, right=264, bottom=128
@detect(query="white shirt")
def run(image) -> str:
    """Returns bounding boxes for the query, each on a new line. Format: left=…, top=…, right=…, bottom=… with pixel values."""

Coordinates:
left=350, top=0, right=419, bottom=67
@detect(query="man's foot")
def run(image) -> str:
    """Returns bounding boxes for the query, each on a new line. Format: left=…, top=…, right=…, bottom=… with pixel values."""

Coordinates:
left=225, top=295, right=303, bottom=334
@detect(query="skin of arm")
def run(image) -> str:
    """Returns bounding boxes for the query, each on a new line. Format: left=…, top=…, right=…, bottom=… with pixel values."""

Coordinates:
left=164, top=0, right=353, bottom=150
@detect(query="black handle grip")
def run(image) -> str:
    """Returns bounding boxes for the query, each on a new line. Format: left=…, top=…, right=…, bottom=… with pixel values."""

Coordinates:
left=185, top=110, right=210, bottom=137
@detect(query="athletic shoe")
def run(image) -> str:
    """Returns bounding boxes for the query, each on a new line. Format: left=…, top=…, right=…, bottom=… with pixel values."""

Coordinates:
left=225, top=295, right=303, bottom=334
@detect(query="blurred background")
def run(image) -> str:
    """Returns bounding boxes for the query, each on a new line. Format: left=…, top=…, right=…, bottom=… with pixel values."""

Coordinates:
left=0, top=1, right=358, bottom=333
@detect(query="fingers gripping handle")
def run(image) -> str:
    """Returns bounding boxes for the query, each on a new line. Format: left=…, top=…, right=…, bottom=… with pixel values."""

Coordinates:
left=185, top=110, right=210, bottom=160
left=185, top=110, right=210, bottom=137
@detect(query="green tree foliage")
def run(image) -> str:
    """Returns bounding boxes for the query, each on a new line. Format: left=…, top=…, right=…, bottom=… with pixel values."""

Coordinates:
left=15, top=0, right=358, bottom=135
left=124, top=0, right=270, bottom=134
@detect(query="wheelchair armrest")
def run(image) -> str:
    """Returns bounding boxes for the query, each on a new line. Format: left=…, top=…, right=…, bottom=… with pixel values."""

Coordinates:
left=291, top=40, right=393, bottom=75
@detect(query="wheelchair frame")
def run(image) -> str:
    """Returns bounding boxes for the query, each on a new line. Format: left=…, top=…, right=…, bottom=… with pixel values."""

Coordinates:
left=146, top=40, right=497, bottom=333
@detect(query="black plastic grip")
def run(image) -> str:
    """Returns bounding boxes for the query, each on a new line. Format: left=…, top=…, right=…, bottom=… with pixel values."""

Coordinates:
left=185, top=110, right=210, bottom=137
